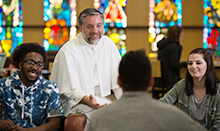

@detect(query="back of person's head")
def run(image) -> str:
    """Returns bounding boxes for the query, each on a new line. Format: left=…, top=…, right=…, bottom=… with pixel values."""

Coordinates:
left=78, top=8, right=104, bottom=27
left=166, top=25, right=182, bottom=42
left=119, top=49, right=152, bottom=91
left=185, top=48, right=219, bottom=95
left=11, top=42, right=46, bottom=68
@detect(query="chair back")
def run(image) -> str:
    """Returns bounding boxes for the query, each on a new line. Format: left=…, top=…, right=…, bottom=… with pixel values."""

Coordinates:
left=150, top=59, right=161, bottom=78
left=150, top=59, right=167, bottom=99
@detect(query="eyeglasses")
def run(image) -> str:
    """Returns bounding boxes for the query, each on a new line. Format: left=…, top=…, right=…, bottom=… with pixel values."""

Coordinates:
left=22, top=60, right=45, bottom=69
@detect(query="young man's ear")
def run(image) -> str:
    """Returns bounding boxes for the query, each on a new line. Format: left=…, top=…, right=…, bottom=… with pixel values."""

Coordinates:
left=117, top=76, right=122, bottom=87
left=117, top=76, right=125, bottom=92
left=18, top=62, right=22, bottom=70
left=146, top=75, right=154, bottom=93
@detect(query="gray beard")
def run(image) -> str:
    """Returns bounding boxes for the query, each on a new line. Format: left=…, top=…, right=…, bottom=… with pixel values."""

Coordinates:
left=82, top=32, right=101, bottom=44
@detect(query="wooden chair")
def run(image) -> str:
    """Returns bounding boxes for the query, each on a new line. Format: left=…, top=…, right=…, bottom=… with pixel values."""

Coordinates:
left=150, top=59, right=167, bottom=99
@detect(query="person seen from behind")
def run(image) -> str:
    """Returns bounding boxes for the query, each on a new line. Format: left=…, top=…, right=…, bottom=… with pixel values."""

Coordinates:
left=88, top=49, right=207, bottom=131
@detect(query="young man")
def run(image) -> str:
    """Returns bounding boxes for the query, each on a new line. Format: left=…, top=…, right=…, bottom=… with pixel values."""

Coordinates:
left=0, top=43, right=64, bottom=131
left=88, top=49, right=207, bottom=131
left=50, top=8, right=123, bottom=130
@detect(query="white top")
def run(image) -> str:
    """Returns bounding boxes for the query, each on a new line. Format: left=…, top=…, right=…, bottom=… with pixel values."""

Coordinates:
left=50, top=32, right=123, bottom=112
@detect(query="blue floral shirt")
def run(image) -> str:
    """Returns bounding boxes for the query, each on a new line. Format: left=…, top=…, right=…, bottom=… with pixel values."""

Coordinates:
left=0, top=71, right=64, bottom=127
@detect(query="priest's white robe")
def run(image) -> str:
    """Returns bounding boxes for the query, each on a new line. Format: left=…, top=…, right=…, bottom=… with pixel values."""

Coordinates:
left=50, top=32, right=123, bottom=116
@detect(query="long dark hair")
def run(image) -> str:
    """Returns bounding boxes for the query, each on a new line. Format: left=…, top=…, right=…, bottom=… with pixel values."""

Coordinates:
left=166, top=25, right=182, bottom=42
left=185, top=48, right=219, bottom=95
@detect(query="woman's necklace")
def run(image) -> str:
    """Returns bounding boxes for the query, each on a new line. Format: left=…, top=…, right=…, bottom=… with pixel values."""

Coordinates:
left=197, top=91, right=206, bottom=97
left=193, top=87, right=206, bottom=102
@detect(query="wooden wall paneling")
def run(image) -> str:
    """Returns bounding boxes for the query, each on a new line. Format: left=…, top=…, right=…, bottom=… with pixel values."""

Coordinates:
left=22, top=0, right=44, bottom=45
left=181, top=28, right=203, bottom=61
left=127, top=0, right=148, bottom=27
left=126, top=0, right=149, bottom=54
left=76, top=0, right=94, bottom=26
left=182, top=0, right=203, bottom=27
left=181, top=0, right=203, bottom=60
left=126, top=28, right=150, bottom=54
left=23, top=0, right=44, bottom=26
left=23, top=28, right=44, bottom=45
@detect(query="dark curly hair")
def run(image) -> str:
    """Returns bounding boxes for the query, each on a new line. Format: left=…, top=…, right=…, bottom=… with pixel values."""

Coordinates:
left=11, top=42, right=47, bottom=68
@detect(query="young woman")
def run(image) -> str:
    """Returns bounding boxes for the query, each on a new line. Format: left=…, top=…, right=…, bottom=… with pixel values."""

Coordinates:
left=159, top=48, right=220, bottom=130
left=153, top=25, right=187, bottom=99
left=155, top=25, right=187, bottom=90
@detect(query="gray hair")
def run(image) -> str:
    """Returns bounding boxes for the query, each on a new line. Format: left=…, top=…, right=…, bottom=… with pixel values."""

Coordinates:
left=78, top=8, right=104, bottom=27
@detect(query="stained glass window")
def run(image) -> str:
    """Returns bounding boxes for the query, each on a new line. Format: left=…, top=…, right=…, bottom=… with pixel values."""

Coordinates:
left=43, top=0, right=77, bottom=51
left=94, top=0, right=127, bottom=57
left=203, top=0, right=220, bottom=58
left=0, top=0, right=23, bottom=57
left=148, top=0, right=182, bottom=57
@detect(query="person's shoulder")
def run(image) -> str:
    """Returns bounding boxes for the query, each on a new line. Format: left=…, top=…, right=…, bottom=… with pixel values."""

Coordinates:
left=156, top=101, right=200, bottom=126
left=0, top=76, right=15, bottom=85
left=177, top=78, right=185, bottom=84
left=168, top=106, right=206, bottom=130
left=0, top=77, right=16, bottom=95
left=40, top=79, right=61, bottom=95
left=101, top=35, right=115, bottom=44
left=55, top=39, right=78, bottom=57
left=60, top=38, right=76, bottom=49
left=167, top=41, right=179, bottom=48
left=41, top=78, right=58, bottom=88
left=170, top=79, right=186, bottom=92
left=101, top=35, right=111, bottom=40
left=215, top=82, right=220, bottom=96
left=155, top=99, right=195, bottom=120
left=217, top=82, right=220, bottom=88
left=172, top=78, right=185, bottom=87
left=0, top=77, right=8, bottom=82
left=0, top=77, right=11, bottom=89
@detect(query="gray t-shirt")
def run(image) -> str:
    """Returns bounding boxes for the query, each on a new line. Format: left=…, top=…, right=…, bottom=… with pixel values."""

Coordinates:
left=191, top=94, right=207, bottom=128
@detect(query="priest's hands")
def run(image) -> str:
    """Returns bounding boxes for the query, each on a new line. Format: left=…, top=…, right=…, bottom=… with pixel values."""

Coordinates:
left=81, top=95, right=107, bottom=109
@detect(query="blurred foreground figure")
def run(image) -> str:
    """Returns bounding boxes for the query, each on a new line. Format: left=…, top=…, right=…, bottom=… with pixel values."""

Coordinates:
left=89, top=49, right=206, bottom=131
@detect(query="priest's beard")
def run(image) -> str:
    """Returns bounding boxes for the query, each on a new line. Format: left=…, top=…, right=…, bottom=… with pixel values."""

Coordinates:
left=82, top=31, right=102, bottom=44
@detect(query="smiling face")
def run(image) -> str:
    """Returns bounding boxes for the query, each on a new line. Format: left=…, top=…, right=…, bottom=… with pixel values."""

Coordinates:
left=187, top=53, right=207, bottom=81
left=80, top=15, right=104, bottom=45
left=19, top=52, right=44, bottom=87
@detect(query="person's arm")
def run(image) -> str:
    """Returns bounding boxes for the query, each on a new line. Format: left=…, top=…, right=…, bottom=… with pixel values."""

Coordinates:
left=0, top=119, right=15, bottom=130
left=158, top=79, right=184, bottom=104
left=34, top=117, right=61, bottom=131
left=6, top=117, right=61, bottom=131
left=209, top=89, right=220, bottom=131
left=50, top=50, right=87, bottom=108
